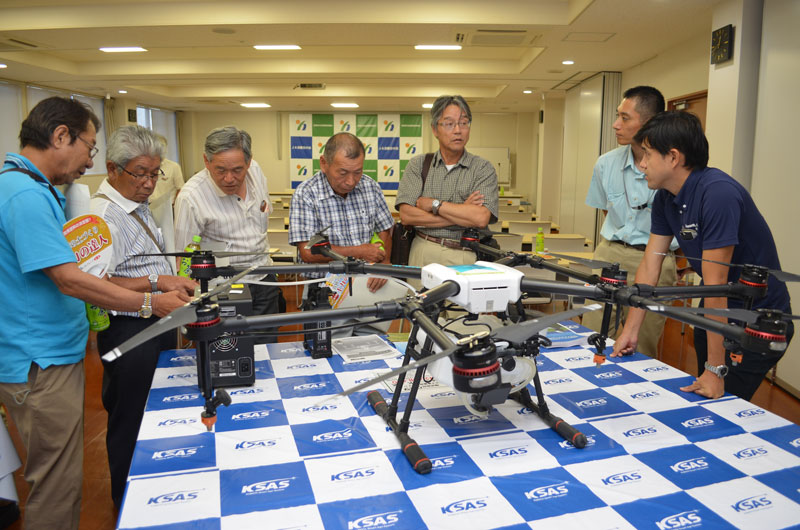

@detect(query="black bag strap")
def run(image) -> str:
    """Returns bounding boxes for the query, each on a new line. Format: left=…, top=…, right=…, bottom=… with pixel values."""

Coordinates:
left=94, top=192, right=165, bottom=253
left=421, top=152, right=434, bottom=189
left=0, top=167, right=61, bottom=204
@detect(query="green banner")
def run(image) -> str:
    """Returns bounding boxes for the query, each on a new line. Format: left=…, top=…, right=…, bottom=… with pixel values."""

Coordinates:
left=362, top=159, right=378, bottom=181
left=400, top=114, right=423, bottom=137
left=356, top=115, right=378, bottom=137
left=312, top=114, right=334, bottom=137
left=399, top=160, right=410, bottom=180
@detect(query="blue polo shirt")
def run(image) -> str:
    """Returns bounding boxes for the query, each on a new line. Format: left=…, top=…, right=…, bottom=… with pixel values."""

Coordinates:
left=651, top=166, right=790, bottom=313
left=0, top=153, right=88, bottom=383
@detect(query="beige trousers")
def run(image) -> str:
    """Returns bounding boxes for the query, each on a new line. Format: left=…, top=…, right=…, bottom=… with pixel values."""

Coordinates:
left=408, top=235, right=477, bottom=290
left=581, top=237, right=677, bottom=357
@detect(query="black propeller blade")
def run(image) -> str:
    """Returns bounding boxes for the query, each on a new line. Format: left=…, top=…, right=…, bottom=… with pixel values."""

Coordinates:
left=645, top=304, right=800, bottom=324
left=544, top=252, right=615, bottom=270
left=491, top=303, right=601, bottom=344
left=655, top=252, right=800, bottom=283
left=140, top=250, right=271, bottom=258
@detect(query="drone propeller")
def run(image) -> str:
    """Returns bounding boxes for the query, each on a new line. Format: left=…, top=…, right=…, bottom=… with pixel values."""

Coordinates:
left=544, top=252, right=615, bottom=270
left=335, top=304, right=601, bottom=398
left=140, top=250, right=271, bottom=258
left=655, top=252, right=800, bottom=283
left=645, top=304, right=800, bottom=325
left=101, top=264, right=259, bottom=362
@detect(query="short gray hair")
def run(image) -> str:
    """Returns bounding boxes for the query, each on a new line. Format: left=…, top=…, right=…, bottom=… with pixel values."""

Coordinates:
left=106, top=125, right=165, bottom=169
left=204, top=126, right=252, bottom=162
left=323, top=132, right=365, bottom=162
left=430, top=95, right=472, bottom=128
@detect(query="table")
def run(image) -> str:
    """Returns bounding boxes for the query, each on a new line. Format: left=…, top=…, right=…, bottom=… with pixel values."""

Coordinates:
left=118, top=331, right=800, bottom=529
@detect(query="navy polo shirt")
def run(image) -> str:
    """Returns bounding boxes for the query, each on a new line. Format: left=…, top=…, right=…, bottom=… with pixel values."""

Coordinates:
left=651, top=167, right=790, bottom=313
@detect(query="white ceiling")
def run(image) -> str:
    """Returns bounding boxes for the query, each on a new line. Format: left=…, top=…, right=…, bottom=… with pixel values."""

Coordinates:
left=0, top=0, right=720, bottom=113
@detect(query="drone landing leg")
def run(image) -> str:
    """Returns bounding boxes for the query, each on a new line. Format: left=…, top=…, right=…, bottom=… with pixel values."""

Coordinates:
left=510, top=373, right=587, bottom=448
left=588, top=303, right=613, bottom=365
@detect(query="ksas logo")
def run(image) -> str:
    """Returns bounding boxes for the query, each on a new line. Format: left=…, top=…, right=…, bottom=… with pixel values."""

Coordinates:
left=488, top=446, right=528, bottom=459
left=241, top=478, right=292, bottom=495
left=631, top=390, right=660, bottom=400
left=681, top=416, right=714, bottom=428
left=544, top=377, right=572, bottom=385
left=383, top=165, right=395, bottom=177
left=736, top=408, right=766, bottom=418
left=595, top=371, right=623, bottom=380
left=790, top=437, right=800, bottom=449
left=559, top=434, right=596, bottom=449
left=331, top=467, right=376, bottom=482
left=623, top=426, right=657, bottom=438
left=453, top=414, right=484, bottom=424
left=147, top=489, right=201, bottom=505
left=525, top=481, right=568, bottom=500
left=386, top=422, right=422, bottom=432
left=287, top=363, right=316, bottom=370
left=354, top=377, right=372, bottom=385
left=383, top=120, right=395, bottom=132
left=734, top=446, right=768, bottom=459
left=230, top=388, right=263, bottom=396
left=302, top=404, right=338, bottom=413
left=347, top=511, right=401, bottom=529
left=235, top=439, right=277, bottom=450
left=169, top=355, right=195, bottom=362
left=365, top=143, right=374, bottom=155
left=643, top=366, right=669, bottom=373
left=576, top=398, right=607, bottom=408
left=296, top=164, right=308, bottom=176
left=565, top=355, right=591, bottom=363
left=313, top=428, right=352, bottom=442
left=231, top=410, right=270, bottom=421
left=431, top=455, right=456, bottom=469
left=278, top=346, right=304, bottom=354
left=157, top=418, right=196, bottom=427
left=431, top=391, right=456, bottom=399
left=405, top=142, right=417, bottom=155
left=601, top=471, right=642, bottom=486
left=670, top=457, right=708, bottom=473
left=152, top=446, right=200, bottom=460
left=656, top=510, right=701, bottom=530
left=295, top=119, right=307, bottom=131
left=516, top=407, right=536, bottom=416
left=163, top=393, right=200, bottom=403
left=440, top=497, right=488, bottom=515
left=732, top=494, right=772, bottom=513
left=167, top=373, right=194, bottom=380
left=339, top=119, right=351, bottom=132
left=294, top=382, right=327, bottom=391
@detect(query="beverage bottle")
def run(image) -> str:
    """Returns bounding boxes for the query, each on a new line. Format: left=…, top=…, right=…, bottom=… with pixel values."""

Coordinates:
left=86, top=303, right=110, bottom=331
left=178, top=235, right=202, bottom=278
left=536, top=227, right=545, bottom=253
left=370, top=232, right=385, bottom=251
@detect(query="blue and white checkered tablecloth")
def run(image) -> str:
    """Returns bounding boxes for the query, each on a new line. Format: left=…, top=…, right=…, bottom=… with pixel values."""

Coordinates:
left=118, top=331, right=800, bottom=529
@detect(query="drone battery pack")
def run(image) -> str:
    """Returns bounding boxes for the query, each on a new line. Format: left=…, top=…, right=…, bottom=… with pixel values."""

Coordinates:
left=210, top=284, right=255, bottom=388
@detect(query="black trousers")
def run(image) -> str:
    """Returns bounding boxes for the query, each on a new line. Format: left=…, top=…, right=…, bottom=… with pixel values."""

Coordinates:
left=249, top=274, right=286, bottom=343
left=97, top=315, right=176, bottom=508
left=694, top=320, right=794, bottom=401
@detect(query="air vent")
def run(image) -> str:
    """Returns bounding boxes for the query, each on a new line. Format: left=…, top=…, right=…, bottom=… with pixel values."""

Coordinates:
left=467, top=29, right=536, bottom=46
left=454, top=33, right=466, bottom=44
left=295, top=83, right=326, bottom=90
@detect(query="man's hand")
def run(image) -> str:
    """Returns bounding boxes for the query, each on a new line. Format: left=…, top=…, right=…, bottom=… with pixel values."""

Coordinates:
left=463, top=191, right=485, bottom=206
left=416, top=196, right=434, bottom=213
left=158, top=275, right=198, bottom=296
left=152, top=290, right=192, bottom=317
left=360, top=242, right=386, bottom=263
left=366, top=277, right=388, bottom=293
left=680, top=371, right=725, bottom=399
left=611, top=328, right=638, bottom=357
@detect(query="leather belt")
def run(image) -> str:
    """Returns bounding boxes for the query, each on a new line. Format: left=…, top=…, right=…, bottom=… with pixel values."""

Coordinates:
left=417, top=232, right=470, bottom=251
left=610, top=239, right=647, bottom=252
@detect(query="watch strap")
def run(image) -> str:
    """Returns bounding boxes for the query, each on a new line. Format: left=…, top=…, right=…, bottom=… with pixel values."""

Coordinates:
left=149, top=274, right=159, bottom=292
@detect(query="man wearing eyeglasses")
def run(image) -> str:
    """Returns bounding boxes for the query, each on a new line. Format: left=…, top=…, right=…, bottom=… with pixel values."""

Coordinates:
left=396, top=95, right=499, bottom=269
left=583, top=86, right=678, bottom=357
left=0, top=97, right=190, bottom=529
left=175, top=126, right=284, bottom=332
left=89, top=125, right=197, bottom=509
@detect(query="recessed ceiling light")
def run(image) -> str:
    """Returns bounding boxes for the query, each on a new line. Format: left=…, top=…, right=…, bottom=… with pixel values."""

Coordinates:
left=118, top=90, right=127, bottom=94
left=99, top=47, right=147, bottom=53
left=0, top=63, right=6, bottom=69
left=331, top=103, right=359, bottom=108
left=422, top=103, right=433, bottom=109
left=523, top=89, right=532, bottom=94
left=562, top=60, right=575, bottom=65
left=414, top=45, right=462, bottom=50
left=240, top=103, right=271, bottom=108
left=253, top=45, right=301, bottom=50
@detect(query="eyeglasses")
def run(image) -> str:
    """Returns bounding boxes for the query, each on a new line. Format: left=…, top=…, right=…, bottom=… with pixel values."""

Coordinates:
left=76, top=135, right=99, bottom=159
left=438, top=119, right=471, bottom=131
left=120, top=166, right=165, bottom=182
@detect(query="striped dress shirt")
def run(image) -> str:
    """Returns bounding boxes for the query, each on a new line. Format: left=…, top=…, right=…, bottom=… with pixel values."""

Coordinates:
left=90, top=179, right=173, bottom=317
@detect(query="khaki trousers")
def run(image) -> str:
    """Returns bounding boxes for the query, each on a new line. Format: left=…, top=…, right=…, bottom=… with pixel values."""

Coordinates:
left=581, top=237, right=677, bottom=357
left=408, top=235, right=477, bottom=290
left=0, top=361, right=84, bottom=530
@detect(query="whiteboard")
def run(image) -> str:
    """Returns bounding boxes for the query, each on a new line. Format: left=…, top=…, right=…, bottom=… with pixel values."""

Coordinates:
left=469, top=147, right=510, bottom=185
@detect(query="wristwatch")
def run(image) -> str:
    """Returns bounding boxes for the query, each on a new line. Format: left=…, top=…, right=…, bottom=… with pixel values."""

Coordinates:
left=431, top=199, right=442, bottom=215
left=138, top=292, right=153, bottom=319
left=148, top=273, right=159, bottom=292
left=704, top=361, right=729, bottom=378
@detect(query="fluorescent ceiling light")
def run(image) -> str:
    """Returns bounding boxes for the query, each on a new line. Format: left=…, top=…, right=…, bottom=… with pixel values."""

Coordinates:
left=562, top=60, right=575, bottom=65
left=523, top=90, right=532, bottom=94
left=0, top=63, right=6, bottom=69
left=331, top=103, right=359, bottom=108
left=118, top=90, right=127, bottom=94
left=99, top=47, right=147, bottom=53
left=254, top=45, right=301, bottom=50
left=240, top=103, right=271, bottom=108
left=415, top=45, right=462, bottom=50
left=422, top=103, right=433, bottom=109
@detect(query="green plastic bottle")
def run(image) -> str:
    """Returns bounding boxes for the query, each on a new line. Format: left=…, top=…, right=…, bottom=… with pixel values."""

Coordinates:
left=536, top=227, right=545, bottom=253
left=86, top=303, right=109, bottom=331
left=370, top=232, right=385, bottom=251
left=178, top=235, right=202, bottom=278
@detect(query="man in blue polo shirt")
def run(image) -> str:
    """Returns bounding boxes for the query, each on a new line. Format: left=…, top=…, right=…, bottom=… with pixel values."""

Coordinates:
left=0, top=97, right=189, bottom=529
left=612, top=111, right=792, bottom=401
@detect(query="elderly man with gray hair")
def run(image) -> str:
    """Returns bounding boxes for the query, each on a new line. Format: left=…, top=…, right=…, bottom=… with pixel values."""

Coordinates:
left=175, top=126, right=284, bottom=324
left=90, top=124, right=196, bottom=508
left=396, top=95, right=499, bottom=268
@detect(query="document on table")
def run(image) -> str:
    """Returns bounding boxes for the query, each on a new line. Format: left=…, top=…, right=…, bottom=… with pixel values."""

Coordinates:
left=332, top=335, right=402, bottom=363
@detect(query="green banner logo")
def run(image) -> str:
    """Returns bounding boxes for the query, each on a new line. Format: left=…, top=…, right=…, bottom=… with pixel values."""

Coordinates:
left=295, top=119, right=307, bottom=132
left=383, top=120, right=396, bottom=132
left=383, top=165, right=395, bottom=177
left=405, top=142, right=418, bottom=155
left=339, top=119, right=352, bottom=132
left=296, top=164, right=308, bottom=176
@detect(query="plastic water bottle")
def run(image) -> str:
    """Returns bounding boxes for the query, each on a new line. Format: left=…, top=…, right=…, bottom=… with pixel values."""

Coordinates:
left=86, top=303, right=109, bottom=331
left=370, top=232, right=385, bottom=252
left=178, top=235, right=202, bottom=278
left=536, top=227, right=545, bottom=253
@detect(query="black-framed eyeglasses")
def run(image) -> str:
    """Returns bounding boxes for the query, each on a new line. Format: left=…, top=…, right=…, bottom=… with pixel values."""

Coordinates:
left=120, top=166, right=165, bottom=182
left=438, top=119, right=471, bottom=131
left=76, top=135, right=99, bottom=159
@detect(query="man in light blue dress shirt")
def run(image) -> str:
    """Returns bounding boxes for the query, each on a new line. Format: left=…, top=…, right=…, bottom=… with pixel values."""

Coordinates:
left=583, top=86, right=678, bottom=357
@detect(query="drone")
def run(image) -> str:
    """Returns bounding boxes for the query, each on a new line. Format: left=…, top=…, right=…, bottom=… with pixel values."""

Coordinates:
left=103, top=229, right=795, bottom=474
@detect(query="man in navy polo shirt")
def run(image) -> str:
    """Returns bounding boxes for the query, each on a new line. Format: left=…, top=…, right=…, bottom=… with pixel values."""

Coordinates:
left=612, top=111, right=792, bottom=401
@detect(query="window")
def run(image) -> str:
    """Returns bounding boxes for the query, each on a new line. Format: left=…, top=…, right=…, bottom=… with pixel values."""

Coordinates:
left=136, top=105, right=180, bottom=163
left=0, top=82, right=23, bottom=155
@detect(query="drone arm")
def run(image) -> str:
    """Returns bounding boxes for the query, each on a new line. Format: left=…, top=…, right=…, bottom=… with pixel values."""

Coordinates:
left=699, top=245, right=736, bottom=366
left=215, top=262, right=423, bottom=280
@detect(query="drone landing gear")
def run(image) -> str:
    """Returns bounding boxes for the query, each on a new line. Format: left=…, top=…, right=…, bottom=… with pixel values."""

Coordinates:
left=509, top=377, right=586, bottom=449
left=186, top=304, right=232, bottom=430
